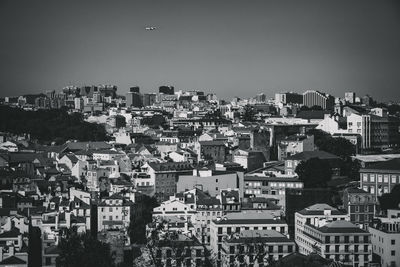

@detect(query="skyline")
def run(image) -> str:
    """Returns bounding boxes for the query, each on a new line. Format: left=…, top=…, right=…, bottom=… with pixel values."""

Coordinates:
left=1, top=0, right=400, bottom=100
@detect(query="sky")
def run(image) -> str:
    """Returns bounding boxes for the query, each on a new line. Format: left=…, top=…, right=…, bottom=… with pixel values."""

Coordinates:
left=1, top=0, right=400, bottom=101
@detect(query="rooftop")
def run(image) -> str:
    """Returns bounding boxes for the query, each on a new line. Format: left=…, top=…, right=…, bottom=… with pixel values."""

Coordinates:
left=298, top=203, right=346, bottom=216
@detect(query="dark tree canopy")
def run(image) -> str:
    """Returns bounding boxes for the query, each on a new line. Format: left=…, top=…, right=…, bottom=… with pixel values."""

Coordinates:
left=243, top=105, right=256, bottom=122
left=378, top=185, right=400, bottom=212
left=300, top=105, right=323, bottom=111
left=295, top=158, right=333, bottom=188
left=128, top=195, right=158, bottom=244
left=307, top=129, right=356, bottom=159
left=56, top=230, right=115, bottom=267
left=0, top=105, right=108, bottom=144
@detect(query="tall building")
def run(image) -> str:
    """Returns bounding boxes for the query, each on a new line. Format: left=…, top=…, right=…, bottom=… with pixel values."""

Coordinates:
left=129, top=86, right=140, bottom=93
left=143, top=93, right=156, bottom=107
left=256, top=93, right=266, bottom=103
left=303, top=90, right=335, bottom=110
left=275, top=92, right=303, bottom=105
left=159, top=85, right=174, bottom=95
left=126, top=88, right=142, bottom=108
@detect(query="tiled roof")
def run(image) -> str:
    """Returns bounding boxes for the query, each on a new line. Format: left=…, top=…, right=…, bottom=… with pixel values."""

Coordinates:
left=148, top=162, right=193, bottom=172
left=199, top=140, right=226, bottom=146
left=361, top=158, right=400, bottom=172
left=318, top=220, right=367, bottom=234
left=0, top=256, right=26, bottom=265
left=298, top=203, right=346, bottom=216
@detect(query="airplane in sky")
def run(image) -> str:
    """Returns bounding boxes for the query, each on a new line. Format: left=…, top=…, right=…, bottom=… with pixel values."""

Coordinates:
left=145, top=27, right=157, bottom=31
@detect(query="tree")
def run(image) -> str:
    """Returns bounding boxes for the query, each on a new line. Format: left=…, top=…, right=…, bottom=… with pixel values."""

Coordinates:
left=28, top=225, right=42, bottom=267
left=0, top=105, right=109, bottom=144
left=56, top=229, right=115, bottom=267
left=307, top=129, right=356, bottom=159
left=243, top=105, right=256, bottom=122
left=295, top=158, right=332, bottom=188
left=128, top=195, right=158, bottom=244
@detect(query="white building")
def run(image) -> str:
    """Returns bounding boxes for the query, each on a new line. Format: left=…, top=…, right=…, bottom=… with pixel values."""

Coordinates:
left=97, top=195, right=133, bottom=231
left=295, top=204, right=371, bottom=266
left=295, top=203, right=349, bottom=254
left=369, top=209, right=400, bottom=267
left=210, top=212, right=288, bottom=263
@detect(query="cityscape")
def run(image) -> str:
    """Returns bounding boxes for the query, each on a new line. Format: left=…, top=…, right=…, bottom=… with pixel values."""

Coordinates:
left=1, top=1, right=400, bottom=267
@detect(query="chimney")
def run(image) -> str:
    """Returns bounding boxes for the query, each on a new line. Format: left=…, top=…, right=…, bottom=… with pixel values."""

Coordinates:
left=9, top=246, right=14, bottom=256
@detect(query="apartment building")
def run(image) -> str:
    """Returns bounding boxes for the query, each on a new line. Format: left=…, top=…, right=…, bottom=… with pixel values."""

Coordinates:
left=220, top=230, right=295, bottom=267
left=369, top=209, right=400, bottom=267
left=360, top=158, right=400, bottom=197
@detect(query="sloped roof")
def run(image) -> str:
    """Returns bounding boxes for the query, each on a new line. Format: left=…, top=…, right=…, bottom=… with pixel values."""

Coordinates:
left=298, top=203, right=346, bottom=216
left=0, top=256, right=26, bottom=265
left=318, top=220, right=367, bottom=233
left=361, top=158, right=400, bottom=172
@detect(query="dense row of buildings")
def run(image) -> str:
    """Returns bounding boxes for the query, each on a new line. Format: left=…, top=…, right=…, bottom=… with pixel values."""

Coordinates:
left=0, top=87, right=399, bottom=266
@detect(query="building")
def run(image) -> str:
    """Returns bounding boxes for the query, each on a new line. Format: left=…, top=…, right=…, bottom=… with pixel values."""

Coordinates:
left=303, top=90, right=334, bottom=110
left=142, top=162, right=193, bottom=200
left=126, top=88, right=143, bottom=107
left=345, top=92, right=356, bottom=104
left=295, top=203, right=349, bottom=253
left=244, top=174, right=303, bottom=207
left=275, top=92, right=303, bottom=105
left=151, top=233, right=205, bottom=267
left=277, top=134, right=315, bottom=161
left=369, top=210, right=400, bottom=267
left=143, top=93, right=157, bottom=107
left=195, top=140, right=226, bottom=163
left=177, top=169, right=244, bottom=198
left=295, top=204, right=371, bottom=266
left=210, top=213, right=288, bottom=265
left=152, top=188, right=222, bottom=246
left=220, top=230, right=295, bottom=266
left=232, top=149, right=266, bottom=172
left=285, top=188, right=338, bottom=239
left=360, top=158, right=400, bottom=197
left=97, top=195, right=133, bottom=231
left=159, top=86, right=174, bottom=95
left=342, top=188, right=375, bottom=230
left=255, top=93, right=266, bottom=103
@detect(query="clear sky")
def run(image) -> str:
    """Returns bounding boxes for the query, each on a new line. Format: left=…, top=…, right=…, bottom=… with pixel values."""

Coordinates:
left=1, top=0, right=400, bottom=101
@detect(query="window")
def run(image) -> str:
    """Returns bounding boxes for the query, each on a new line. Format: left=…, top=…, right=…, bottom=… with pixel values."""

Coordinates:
left=391, top=175, right=397, bottom=184
left=391, top=250, right=395, bottom=256
left=378, top=175, right=382, bottom=183
left=370, top=175, right=375, bottom=182
left=384, top=175, right=389, bottom=183
left=391, top=239, right=395, bottom=245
